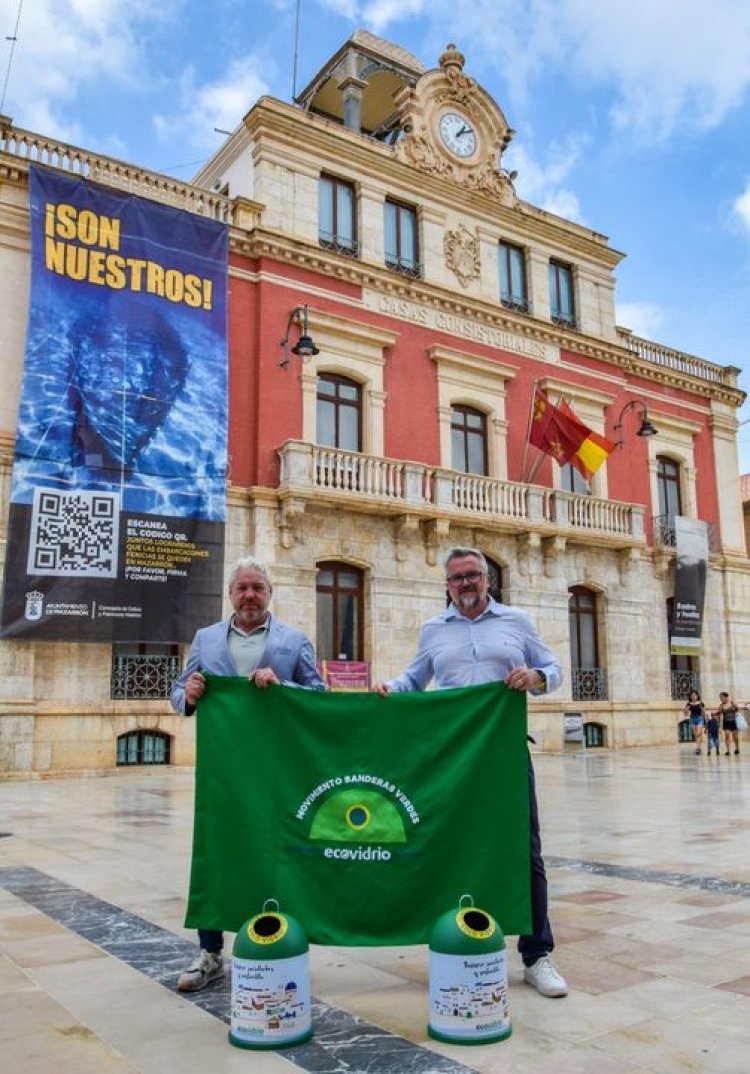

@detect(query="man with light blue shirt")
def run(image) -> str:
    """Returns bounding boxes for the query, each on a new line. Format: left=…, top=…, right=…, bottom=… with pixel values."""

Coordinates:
left=374, top=546, right=567, bottom=998
left=171, top=555, right=325, bottom=991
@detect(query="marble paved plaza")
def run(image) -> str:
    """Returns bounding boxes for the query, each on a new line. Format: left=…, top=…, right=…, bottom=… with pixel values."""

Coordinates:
left=1, top=743, right=750, bottom=1074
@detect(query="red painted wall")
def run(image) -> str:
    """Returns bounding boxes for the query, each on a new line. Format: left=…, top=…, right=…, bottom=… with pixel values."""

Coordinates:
left=226, top=252, right=722, bottom=542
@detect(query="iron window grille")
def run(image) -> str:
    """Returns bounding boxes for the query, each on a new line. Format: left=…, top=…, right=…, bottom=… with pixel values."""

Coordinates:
left=584, top=722, right=605, bottom=748
left=571, top=667, right=608, bottom=701
left=116, top=730, right=171, bottom=766
left=653, top=515, right=718, bottom=552
left=671, top=669, right=701, bottom=701
left=111, top=654, right=181, bottom=700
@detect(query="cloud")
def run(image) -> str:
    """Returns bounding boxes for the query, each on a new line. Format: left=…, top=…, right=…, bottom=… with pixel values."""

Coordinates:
left=0, top=0, right=168, bottom=138
left=540, top=189, right=581, bottom=221
left=734, top=181, right=750, bottom=235
left=559, top=0, right=750, bottom=141
left=317, top=0, right=360, bottom=16
left=361, top=0, right=428, bottom=31
left=346, top=0, right=750, bottom=143
left=153, top=57, right=271, bottom=151
left=615, top=302, right=666, bottom=340
left=502, top=135, right=587, bottom=222
left=317, top=0, right=428, bottom=28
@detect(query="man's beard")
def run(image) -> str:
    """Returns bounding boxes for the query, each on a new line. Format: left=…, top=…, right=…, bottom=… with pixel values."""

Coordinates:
left=456, top=590, right=482, bottom=612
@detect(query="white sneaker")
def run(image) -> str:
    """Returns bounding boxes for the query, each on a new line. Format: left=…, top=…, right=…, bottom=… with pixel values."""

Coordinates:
left=523, top=954, right=568, bottom=997
left=177, top=949, right=224, bottom=992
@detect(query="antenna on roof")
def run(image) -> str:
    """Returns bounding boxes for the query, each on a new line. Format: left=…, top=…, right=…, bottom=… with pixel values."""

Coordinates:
left=1, top=0, right=25, bottom=116
left=292, top=0, right=301, bottom=102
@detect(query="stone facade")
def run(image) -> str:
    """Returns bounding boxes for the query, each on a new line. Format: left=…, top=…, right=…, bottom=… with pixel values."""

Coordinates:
left=0, top=34, right=748, bottom=776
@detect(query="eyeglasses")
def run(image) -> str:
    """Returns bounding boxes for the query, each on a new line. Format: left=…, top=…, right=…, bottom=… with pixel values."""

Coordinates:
left=446, top=570, right=485, bottom=586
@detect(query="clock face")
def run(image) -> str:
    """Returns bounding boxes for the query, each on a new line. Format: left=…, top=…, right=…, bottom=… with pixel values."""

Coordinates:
left=439, top=112, right=477, bottom=158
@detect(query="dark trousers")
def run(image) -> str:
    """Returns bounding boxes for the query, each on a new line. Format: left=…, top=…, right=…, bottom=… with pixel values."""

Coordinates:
left=198, top=758, right=555, bottom=964
left=198, top=928, right=223, bottom=954
left=517, top=756, right=555, bottom=966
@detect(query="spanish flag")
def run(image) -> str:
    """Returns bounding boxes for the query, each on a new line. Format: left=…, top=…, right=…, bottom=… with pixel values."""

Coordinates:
left=529, top=387, right=614, bottom=480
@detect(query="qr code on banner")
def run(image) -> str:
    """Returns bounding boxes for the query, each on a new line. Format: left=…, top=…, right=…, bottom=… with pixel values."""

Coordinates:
left=26, top=488, right=120, bottom=578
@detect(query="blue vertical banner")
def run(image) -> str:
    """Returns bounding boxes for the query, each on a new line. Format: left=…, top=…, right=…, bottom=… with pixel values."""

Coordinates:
left=1, top=165, right=228, bottom=642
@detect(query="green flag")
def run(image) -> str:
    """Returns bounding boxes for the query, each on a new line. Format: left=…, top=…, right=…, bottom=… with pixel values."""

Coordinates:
left=185, top=677, right=531, bottom=945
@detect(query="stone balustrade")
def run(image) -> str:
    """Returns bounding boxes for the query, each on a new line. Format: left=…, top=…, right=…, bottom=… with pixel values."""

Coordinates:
left=1, top=119, right=231, bottom=222
left=279, top=440, right=646, bottom=544
left=618, top=328, right=739, bottom=388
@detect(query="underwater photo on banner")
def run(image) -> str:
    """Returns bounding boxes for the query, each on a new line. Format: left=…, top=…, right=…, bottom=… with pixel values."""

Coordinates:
left=1, top=165, right=228, bottom=642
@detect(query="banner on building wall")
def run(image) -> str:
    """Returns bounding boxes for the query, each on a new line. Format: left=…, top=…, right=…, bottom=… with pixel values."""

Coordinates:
left=0, top=165, right=228, bottom=642
left=670, top=516, right=709, bottom=656
left=185, top=678, right=531, bottom=945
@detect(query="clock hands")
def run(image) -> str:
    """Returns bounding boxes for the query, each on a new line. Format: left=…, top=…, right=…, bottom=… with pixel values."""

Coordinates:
left=439, top=113, right=476, bottom=156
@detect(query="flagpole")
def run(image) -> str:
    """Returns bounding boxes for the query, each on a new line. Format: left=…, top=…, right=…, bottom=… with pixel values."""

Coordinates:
left=520, top=380, right=539, bottom=484
left=526, top=449, right=545, bottom=486
left=292, top=0, right=301, bottom=101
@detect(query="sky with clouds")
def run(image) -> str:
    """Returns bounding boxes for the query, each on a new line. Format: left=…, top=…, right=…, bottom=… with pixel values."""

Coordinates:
left=2, top=0, right=750, bottom=467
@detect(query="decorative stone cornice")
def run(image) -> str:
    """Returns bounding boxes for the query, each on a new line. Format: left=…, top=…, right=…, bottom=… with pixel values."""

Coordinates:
left=231, top=226, right=743, bottom=407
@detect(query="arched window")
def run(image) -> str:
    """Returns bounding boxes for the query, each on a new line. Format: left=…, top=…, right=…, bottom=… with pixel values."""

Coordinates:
left=677, top=719, right=693, bottom=743
left=116, top=730, right=171, bottom=766
left=451, top=405, right=487, bottom=475
left=485, top=555, right=503, bottom=603
left=569, top=586, right=607, bottom=700
left=584, top=722, right=605, bottom=748
left=316, top=562, right=364, bottom=661
left=317, top=374, right=361, bottom=451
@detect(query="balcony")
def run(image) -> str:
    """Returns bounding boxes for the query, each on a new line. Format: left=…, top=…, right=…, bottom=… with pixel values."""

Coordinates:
left=1, top=120, right=232, bottom=222
left=653, top=515, right=720, bottom=553
left=385, top=257, right=423, bottom=280
left=551, top=311, right=578, bottom=330
left=622, top=332, right=739, bottom=388
left=278, top=441, right=646, bottom=546
left=319, top=232, right=359, bottom=258
left=500, top=294, right=531, bottom=315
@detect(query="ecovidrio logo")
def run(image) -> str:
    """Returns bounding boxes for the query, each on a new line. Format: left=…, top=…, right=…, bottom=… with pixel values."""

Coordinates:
left=294, top=772, right=421, bottom=863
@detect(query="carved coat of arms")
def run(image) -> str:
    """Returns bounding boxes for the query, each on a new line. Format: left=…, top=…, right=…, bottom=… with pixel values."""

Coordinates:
left=444, top=224, right=480, bottom=287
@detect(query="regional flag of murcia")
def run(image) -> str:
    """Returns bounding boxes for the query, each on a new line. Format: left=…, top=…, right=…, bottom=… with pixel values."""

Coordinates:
left=529, top=386, right=614, bottom=480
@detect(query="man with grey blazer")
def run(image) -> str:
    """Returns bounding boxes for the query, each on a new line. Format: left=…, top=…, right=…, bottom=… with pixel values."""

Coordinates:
left=171, top=555, right=325, bottom=992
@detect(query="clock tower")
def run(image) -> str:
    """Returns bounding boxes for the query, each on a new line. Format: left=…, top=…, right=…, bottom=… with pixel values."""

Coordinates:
left=393, top=43, right=516, bottom=204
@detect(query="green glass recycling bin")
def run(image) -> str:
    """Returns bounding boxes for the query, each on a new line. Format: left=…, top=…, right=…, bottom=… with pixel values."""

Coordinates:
left=428, top=895, right=512, bottom=1045
left=228, top=900, right=312, bottom=1050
